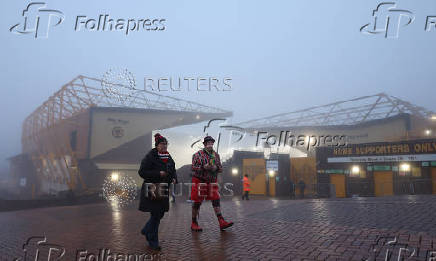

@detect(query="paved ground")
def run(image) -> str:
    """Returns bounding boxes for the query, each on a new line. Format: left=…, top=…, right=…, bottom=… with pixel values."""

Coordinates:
left=1, top=195, right=436, bottom=261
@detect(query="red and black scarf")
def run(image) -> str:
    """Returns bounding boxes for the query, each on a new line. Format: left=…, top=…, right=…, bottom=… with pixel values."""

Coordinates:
left=158, top=151, right=170, bottom=163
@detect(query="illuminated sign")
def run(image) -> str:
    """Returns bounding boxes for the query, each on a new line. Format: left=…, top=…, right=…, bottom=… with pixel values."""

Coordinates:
left=325, top=139, right=436, bottom=157
left=328, top=154, right=436, bottom=163
left=266, top=160, right=278, bottom=171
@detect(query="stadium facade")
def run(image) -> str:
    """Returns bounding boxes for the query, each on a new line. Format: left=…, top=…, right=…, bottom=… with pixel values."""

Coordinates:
left=224, top=93, right=436, bottom=197
left=8, top=75, right=232, bottom=198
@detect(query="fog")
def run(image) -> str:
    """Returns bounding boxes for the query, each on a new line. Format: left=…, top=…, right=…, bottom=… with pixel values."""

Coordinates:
left=1, top=0, right=435, bottom=170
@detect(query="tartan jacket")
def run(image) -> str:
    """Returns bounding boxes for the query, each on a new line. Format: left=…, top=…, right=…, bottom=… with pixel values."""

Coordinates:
left=191, top=149, right=223, bottom=182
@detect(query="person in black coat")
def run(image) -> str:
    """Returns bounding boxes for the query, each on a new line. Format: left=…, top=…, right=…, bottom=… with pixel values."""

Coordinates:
left=138, top=133, right=177, bottom=251
left=289, top=180, right=295, bottom=199
left=298, top=180, right=306, bottom=199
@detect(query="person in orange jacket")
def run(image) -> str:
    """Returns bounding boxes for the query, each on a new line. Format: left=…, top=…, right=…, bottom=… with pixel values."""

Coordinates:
left=242, top=174, right=250, bottom=200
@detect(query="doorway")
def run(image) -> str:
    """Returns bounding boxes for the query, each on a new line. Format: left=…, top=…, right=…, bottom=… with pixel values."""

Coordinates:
left=330, top=174, right=346, bottom=198
left=374, top=171, right=393, bottom=196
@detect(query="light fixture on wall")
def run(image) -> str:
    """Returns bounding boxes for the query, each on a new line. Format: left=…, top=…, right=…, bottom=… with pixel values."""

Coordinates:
left=399, top=163, right=411, bottom=172
left=351, top=165, right=360, bottom=175
left=111, top=172, right=119, bottom=181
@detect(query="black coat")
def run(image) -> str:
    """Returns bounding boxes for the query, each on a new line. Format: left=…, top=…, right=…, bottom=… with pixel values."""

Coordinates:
left=138, top=148, right=177, bottom=213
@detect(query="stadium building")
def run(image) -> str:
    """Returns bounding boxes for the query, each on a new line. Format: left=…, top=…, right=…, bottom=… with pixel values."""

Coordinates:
left=224, top=93, right=436, bottom=197
left=8, top=75, right=232, bottom=198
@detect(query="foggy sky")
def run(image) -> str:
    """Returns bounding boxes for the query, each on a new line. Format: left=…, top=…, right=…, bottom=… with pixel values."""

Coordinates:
left=1, top=0, right=436, bottom=173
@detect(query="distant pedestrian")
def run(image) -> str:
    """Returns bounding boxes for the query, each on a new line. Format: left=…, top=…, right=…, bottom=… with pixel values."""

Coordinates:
left=242, top=174, right=250, bottom=200
left=289, top=180, right=295, bottom=199
left=298, top=180, right=306, bottom=199
left=170, top=177, right=177, bottom=203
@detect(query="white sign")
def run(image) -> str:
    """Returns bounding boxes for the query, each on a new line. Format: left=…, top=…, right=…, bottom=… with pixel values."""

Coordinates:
left=266, top=160, right=279, bottom=171
left=19, top=178, right=26, bottom=187
left=327, top=154, right=436, bottom=163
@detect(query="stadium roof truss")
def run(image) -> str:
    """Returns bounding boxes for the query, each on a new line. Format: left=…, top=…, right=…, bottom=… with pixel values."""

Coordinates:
left=236, top=93, right=435, bottom=129
left=23, top=75, right=231, bottom=142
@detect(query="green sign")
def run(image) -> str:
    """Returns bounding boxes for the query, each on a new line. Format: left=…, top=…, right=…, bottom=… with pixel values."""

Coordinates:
left=326, top=169, right=344, bottom=174
left=422, top=162, right=430, bottom=167
left=373, top=165, right=391, bottom=171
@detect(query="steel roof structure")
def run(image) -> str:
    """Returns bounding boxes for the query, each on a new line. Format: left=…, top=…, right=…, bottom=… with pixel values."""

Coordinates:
left=236, top=93, right=434, bottom=130
left=22, top=75, right=231, bottom=146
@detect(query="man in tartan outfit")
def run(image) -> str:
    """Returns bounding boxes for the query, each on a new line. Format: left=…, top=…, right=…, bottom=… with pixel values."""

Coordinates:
left=190, top=136, right=234, bottom=232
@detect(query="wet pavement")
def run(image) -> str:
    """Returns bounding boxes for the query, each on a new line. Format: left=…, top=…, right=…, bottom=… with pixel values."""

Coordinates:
left=0, top=195, right=436, bottom=261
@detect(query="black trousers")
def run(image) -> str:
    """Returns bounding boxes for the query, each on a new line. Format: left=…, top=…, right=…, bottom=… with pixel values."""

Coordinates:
left=242, top=191, right=249, bottom=200
left=141, top=210, right=165, bottom=247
